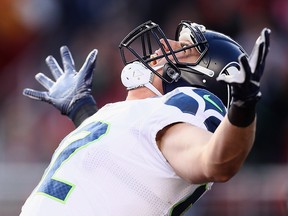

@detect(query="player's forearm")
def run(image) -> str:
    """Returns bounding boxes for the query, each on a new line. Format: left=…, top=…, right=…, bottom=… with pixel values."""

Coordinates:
left=204, top=115, right=256, bottom=182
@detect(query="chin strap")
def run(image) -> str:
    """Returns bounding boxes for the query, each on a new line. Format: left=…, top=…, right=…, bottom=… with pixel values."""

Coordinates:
left=121, top=61, right=163, bottom=96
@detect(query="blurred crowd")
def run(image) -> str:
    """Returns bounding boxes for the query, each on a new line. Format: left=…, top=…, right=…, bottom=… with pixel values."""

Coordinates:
left=0, top=0, right=287, bottom=165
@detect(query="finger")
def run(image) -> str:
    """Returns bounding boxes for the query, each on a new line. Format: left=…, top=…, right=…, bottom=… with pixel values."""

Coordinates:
left=249, top=38, right=263, bottom=73
left=60, top=45, right=75, bottom=74
left=78, top=49, right=98, bottom=79
left=250, top=42, right=264, bottom=74
left=261, top=28, right=271, bottom=62
left=46, top=55, right=63, bottom=79
left=35, top=73, right=55, bottom=90
left=239, top=54, right=253, bottom=82
left=239, top=54, right=250, bottom=70
left=23, top=88, right=48, bottom=101
left=249, top=28, right=271, bottom=73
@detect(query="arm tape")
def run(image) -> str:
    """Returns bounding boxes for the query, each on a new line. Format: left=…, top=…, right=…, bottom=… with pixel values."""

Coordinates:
left=68, top=96, right=98, bottom=127
left=227, top=102, right=256, bottom=127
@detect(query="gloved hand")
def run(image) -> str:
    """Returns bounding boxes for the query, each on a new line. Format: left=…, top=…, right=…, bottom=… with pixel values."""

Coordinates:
left=217, top=28, right=271, bottom=127
left=23, top=46, right=98, bottom=127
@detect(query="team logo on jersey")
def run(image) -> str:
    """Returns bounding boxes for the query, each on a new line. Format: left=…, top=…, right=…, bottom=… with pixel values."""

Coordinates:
left=203, top=94, right=223, bottom=113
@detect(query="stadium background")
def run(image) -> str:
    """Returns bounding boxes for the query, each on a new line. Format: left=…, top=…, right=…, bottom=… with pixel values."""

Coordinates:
left=0, top=0, right=287, bottom=215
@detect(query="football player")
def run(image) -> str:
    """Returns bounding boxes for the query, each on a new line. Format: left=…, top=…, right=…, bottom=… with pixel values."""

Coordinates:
left=21, top=20, right=270, bottom=215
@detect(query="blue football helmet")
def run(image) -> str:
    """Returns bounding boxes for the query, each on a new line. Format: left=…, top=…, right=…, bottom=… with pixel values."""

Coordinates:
left=119, top=20, right=247, bottom=107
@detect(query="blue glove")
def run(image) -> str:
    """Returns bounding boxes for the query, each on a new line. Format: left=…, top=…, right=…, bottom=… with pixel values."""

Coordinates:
left=217, top=28, right=271, bottom=126
left=23, top=46, right=98, bottom=126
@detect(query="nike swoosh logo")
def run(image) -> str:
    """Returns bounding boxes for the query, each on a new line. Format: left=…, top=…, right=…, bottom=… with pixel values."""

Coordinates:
left=203, top=94, right=223, bottom=112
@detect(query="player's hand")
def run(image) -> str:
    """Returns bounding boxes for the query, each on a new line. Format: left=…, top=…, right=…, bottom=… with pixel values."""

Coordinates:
left=23, top=46, right=98, bottom=125
left=217, top=28, right=271, bottom=107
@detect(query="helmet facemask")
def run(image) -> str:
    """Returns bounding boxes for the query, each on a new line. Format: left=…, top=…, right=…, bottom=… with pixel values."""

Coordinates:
left=119, top=20, right=211, bottom=84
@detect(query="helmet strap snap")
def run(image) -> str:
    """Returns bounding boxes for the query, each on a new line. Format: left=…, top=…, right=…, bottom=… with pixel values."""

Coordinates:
left=163, top=63, right=181, bottom=83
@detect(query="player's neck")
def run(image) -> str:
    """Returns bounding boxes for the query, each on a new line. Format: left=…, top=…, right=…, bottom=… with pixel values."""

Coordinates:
left=126, top=87, right=158, bottom=100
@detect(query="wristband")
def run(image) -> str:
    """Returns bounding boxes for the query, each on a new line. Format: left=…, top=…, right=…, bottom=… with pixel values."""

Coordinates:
left=68, top=96, right=98, bottom=127
left=227, top=100, right=256, bottom=127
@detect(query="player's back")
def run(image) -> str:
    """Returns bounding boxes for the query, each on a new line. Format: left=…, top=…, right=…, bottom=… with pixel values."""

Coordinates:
left=20, top=87, right=226, bottom=216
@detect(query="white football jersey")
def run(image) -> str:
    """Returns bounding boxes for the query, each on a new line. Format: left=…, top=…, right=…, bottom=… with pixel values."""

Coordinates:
left=20, top=87, right=226, bottom=216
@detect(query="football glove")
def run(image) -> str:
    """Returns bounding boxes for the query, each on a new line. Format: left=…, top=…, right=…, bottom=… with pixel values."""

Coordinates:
left=217, top=28, right=271, bottom=126
left=23, top=46, right=98, bottom=127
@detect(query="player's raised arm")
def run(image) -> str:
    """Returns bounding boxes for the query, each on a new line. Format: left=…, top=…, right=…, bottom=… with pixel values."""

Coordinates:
left=159, top=28, right=271, bottom=184
left=23, top=46, right=98, bottom=127
left=206, top=28, right=271, bottom=175
left=204, top=28, right=271, bottom=180
left=218, top=28, right=271, bottom=127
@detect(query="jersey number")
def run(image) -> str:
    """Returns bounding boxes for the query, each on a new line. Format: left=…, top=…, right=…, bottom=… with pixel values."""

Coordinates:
left=169, top=184, right=208, bottom=215
left=37, top=121, right=109, bottom=203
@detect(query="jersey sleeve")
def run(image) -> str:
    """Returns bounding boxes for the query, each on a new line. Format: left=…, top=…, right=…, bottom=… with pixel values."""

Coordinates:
left=144, top=87, right=226, bottom=133
left=139, top=87, right=227, bottom=167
